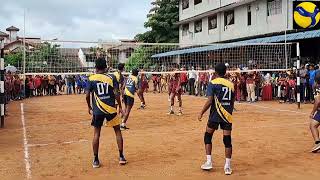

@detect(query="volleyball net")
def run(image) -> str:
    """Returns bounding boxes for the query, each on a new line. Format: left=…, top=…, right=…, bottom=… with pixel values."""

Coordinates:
left=10, top=40, right=296, bottom=75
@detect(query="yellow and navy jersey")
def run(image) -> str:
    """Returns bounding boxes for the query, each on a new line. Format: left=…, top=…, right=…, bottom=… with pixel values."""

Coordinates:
left=87, top=74, right=118, bottom=115
left=112, top=71, right=124, bottom=86
left=124, top=75, right=139, bottom=98
left=107, top=73, right=121, bottom=95
left=207, top=78, right=235, bottom=123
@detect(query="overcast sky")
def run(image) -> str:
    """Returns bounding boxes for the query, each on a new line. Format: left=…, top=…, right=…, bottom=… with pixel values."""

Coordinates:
left=0, top=0, right=152, bottom=41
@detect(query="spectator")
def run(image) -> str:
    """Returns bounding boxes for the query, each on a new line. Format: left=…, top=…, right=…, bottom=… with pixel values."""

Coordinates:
left=246, top=73, right=255, bottom=103
left=180, top=69, right=188, bottom=94
left=262, top=73, right=273, bottom=101
left=13, top=75, right=22, bottom=100
left=299, top=64, right=308, bottom=103
left=188, top=67, right=197, bottom=95
left=28, top=76, right=35, bottom=97
left=309, top=64, right=316, bottom=103
left=48, top=75, right=56, bottom=95
left=66, top=75, right=73, bottom=94
left=34, top=75, right=42, bottom=96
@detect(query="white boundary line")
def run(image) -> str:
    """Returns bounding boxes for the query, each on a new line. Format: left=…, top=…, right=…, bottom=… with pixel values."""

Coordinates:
left=21, top=103, right=32, bottom=179
left=28, top=139, right=88, bottom=148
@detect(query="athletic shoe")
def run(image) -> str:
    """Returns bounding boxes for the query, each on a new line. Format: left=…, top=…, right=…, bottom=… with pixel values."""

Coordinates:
left=119, top=157, right=127, bottom=165
left=92, top=158, right=100, bottom=168
left=177, top=110, right=183, bottom=116
left=120, top=124, right=130, bottom=131
left=138, top=104, right=146, bottom=110
left=201, top=161, right=213, bottom=170
left=167, top=110, right=175, bottom=115
left=224, top=167, right=232, bottom=175
left=311, top=144, right=320, bottom=153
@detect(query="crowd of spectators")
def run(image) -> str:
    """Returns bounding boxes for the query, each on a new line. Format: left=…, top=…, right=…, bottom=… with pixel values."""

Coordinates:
left=4, top=63, right=320, bottom=105
left=151, top=63, right=320, bottom=104
left=5, top=73, right=88, bottom=102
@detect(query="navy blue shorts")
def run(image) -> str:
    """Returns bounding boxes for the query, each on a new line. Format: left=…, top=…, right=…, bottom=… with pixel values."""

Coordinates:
left=123, top=95, right=134, bottom=106
left=91, top=113, right=120, bottom=128
left=208, top=121, right=232, bottom=130
left=313, top=111, right=320, bottom=122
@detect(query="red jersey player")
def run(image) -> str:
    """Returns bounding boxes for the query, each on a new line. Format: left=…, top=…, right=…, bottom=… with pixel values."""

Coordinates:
left=168, top=71, right=183, bottom=115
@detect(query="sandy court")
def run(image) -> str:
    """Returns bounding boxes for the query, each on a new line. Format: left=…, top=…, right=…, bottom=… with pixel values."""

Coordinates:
left=0, top=93, right=319, bottom=179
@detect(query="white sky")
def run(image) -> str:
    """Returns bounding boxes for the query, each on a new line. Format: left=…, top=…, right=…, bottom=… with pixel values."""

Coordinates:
left=0, top=0, right=152, bottom=41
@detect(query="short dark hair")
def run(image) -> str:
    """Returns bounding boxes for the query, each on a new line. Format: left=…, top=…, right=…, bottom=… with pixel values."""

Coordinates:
left=95, top=57, right=107, bottom=70
left=118, top=63, right=125, bottom=71
left=132, top=68, right=139, bottom=76
left=215, top=63, right=227, bottom=77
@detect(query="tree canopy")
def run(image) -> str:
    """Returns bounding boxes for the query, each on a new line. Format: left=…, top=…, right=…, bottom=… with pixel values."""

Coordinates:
left=135, top=0, right=179, bottom=43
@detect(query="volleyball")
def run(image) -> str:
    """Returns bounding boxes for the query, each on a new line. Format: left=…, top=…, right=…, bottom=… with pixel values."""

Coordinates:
left=294, top=2, right=320, bottom=28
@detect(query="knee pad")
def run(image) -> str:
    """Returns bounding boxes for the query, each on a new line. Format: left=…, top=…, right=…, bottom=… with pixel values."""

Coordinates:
left=223, top=135, right=232, bottom=148
left=204, top=132, right=213, bottom=145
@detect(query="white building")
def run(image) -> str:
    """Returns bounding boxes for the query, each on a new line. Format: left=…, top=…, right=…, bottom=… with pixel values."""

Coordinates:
left=178, top=0, right=296, bottom=44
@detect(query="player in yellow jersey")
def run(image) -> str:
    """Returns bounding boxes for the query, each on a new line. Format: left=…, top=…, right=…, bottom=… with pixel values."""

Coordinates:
left=86, top=58, right=126, bottom=168
left=121, top=69, right=139, bottom=130
left=198, top=63, right=235, bottom=175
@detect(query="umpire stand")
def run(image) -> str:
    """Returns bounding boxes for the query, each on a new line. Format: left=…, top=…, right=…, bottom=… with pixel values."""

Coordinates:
left=0, top=39, right=5, bottom=128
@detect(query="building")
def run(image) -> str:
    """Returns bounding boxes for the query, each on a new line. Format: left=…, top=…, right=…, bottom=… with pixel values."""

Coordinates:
left=0, top=26, right=41, bottom=54
left=152, top=0, right=320, bottom=68
left=99, top=39, right=138, bottom=64
left=178, top=0, right=295, bottom=44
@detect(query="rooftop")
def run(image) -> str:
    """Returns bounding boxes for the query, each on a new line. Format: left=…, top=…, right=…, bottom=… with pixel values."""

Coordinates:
left=0, top=31, right=8, bottom=37
left=6, top=26, right=20, bottom=31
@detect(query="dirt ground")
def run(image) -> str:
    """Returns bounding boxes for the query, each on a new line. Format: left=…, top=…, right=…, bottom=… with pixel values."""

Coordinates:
left=0, top=93, right=319, bottom=180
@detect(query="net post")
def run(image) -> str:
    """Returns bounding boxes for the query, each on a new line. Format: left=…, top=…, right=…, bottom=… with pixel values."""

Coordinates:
left=0, top=41, right=5, bottom=128
left=296, top=43, right=301, bottom=109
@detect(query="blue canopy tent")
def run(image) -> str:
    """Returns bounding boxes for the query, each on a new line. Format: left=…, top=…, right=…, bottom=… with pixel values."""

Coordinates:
left=152, top=30, right=320, bottom=59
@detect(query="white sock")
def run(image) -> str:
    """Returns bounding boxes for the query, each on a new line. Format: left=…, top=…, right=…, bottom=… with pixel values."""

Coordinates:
left=206, top=155, right=212, bottom=163
left=179, top=107, right=182, bottom=111
left=121, top=122, right=126, bottom=127
left=225, top=158, right=231, bottom=168
left=170, top=106, right=173, bottom=111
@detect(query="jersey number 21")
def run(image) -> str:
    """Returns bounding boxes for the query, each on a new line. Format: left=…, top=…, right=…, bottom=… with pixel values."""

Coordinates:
left=222, top=87, right=232, bottom=101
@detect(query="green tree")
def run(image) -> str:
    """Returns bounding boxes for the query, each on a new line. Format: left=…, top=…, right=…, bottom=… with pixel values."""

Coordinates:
left=135, top=0, right=179, bottom=43
left=26, top=42, right=60, bottom=69
left=125, top=47, right=152, bottom=71
left=4, top=51, right=23, bottom=67
left=126, top=45, right=177, bottom=72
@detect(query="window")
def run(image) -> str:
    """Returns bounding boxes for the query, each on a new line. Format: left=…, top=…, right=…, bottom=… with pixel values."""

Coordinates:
left=182, top=24, right=189, bottom=36
left=194, top=20, right=202, bottom=33
left=194, top=0, right=202, bottom=5
left=267, top=0, right=282, bottom=16
left=247, top=5, right=252, bottom=26
left=126, top=52, right=131, bottom=58
left=208, top=15, right=217, bottom=30
left=182, top=0, right=189, bottom=10
left=224, top=10, right=234, bottom=28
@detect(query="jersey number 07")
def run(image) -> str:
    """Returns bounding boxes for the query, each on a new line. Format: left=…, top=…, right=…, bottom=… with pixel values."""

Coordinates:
left=97, top=83, right=109, bottom=95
